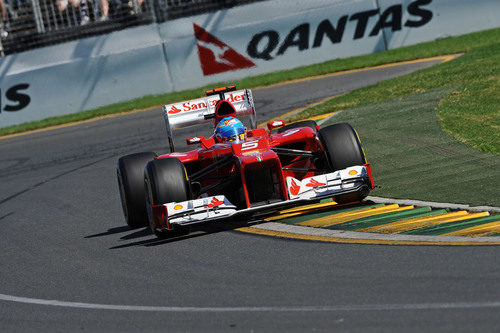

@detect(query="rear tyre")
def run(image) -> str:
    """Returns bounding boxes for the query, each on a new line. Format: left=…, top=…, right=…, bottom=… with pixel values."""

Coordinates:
left=144, top=158, right=192, bottom=239
left=318, top=123, right=368, bottom=203
left=277, top=120, right=318, bottom=134
left=117, top=152, right=156, bottom=229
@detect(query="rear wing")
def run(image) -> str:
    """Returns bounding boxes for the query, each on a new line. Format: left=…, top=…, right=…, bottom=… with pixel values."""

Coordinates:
left=162, top=88, right=257, bottom=152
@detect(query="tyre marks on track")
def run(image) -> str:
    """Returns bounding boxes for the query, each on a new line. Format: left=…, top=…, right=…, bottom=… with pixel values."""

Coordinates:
left=1, top=292, right=499, bottom=312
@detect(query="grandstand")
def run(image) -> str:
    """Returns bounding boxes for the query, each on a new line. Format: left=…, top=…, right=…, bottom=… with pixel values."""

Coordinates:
left=0, top=0, right=266, bottom=56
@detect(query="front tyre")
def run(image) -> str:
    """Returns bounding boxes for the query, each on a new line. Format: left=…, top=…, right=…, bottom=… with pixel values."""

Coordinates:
left=318, top=123, right=368, bottom=203
left=117, top=152, right=156, bottom=229
left=318, top=122, right=366, bottom=171
left=144, top=158, right=192, bottom=239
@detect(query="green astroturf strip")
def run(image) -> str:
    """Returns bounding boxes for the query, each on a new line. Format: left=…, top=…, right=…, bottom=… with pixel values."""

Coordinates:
left=330, top=207, right=433, bottom=231
left=348, top=208, right=447, bottom=225
left=344, top=209, right=450, bottom=231
left=321, top=86, right=500, bottom=208
left=280, top=203, right=384, bottom=225
left=297, top=32, right=500, bottom=155
left=491, top=233, right=500, bottom=237
left=401, top=215, right=500, bottom=235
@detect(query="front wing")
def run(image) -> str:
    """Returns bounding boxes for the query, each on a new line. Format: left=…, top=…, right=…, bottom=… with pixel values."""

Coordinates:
left=152, top=165, right=373, bottom=231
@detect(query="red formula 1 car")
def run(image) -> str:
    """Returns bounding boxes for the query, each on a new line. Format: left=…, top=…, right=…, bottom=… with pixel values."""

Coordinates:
left=117, top=86, right=374, bottom=238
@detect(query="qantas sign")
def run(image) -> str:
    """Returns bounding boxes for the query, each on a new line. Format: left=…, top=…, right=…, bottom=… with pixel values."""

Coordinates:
left=193, top=0, right=433, bottom=75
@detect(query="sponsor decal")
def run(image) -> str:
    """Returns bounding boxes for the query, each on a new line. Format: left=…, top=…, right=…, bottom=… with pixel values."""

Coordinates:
left=168, top=105, right=182, bottom=114
left=204, top=197, right=224, bottom=209
left=174, top=204, right=183, bottom=210
left=193, top=23, right=255, bottom=76
left=282, top=129, right=301, bottom=136
left=190, top=1, right=433, bottom=77
left=187, top=137, right=203, bottom=144
left=348, top=170, right=358, bottom=176
left=246, top=0, right=433, bottom=61
left=289, top=179, right=301, bottom=196
left=0, top=83, right=31, bottom=113
left=167, top=93, right=246, bottom=114
left=306, top=178, right=326, bottom=187
left=221, top=118, right=238, bottom=127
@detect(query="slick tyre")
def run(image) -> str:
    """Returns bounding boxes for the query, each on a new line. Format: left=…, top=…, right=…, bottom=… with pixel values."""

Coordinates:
left=144, top=158, right=192, bottom=239
left=318, top=123, right=368, bottom=203
left=117, top=152, right=156, bottom=229
left=277, top=120, right=318, bottom=134
left=318, top=122, right=366, bottom=171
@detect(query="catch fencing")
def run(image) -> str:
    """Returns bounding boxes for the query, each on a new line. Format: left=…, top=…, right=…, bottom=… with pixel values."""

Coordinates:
left=0, top=0, right=499, bottom=129
left=0, top=0, right=266, bottom=55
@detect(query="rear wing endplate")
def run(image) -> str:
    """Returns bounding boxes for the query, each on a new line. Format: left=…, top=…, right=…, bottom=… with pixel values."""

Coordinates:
left=162, top=89, right=257, bottom=152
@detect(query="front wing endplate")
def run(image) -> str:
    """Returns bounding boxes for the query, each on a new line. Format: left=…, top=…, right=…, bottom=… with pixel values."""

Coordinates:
left=158, top=165, right=371, bottom=230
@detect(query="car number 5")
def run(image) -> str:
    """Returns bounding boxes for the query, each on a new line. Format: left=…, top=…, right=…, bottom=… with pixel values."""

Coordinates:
left=241, top=141, right=259, bottom=151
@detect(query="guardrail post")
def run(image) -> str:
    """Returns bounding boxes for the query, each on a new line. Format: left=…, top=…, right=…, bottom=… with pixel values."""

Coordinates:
left=31, top=0, right=46, bottom=33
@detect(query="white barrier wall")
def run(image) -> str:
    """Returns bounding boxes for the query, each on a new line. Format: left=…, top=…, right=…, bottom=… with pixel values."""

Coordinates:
left=159, top=0, right=385, bottom=91
left=380, top=0, right=500, bottom=49
left=0, top=0, right=499, bottom=128
left=159, top=0, right=500, bottom=91
left=0, top=25, right=172, bottom=128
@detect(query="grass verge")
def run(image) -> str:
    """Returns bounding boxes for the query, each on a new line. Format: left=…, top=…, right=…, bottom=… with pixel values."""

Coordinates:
left=293, top=29, right=500, bottom=154
left=1, top=28, right=499, bottom=139
left=321, top=87, right=500, bottom=207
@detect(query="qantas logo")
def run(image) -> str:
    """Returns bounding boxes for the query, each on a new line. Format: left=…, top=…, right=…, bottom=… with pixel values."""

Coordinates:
left=193, top=23, right=255, bottom=76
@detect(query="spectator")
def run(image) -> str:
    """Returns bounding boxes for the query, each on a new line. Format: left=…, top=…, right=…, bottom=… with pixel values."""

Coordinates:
left=0, top=0, right=7, bottom=38
left=95, top=0, right=109, bottom=21
left=57, top=0, right=90, bottom=25
left=0, top=0, right=5, bottom=22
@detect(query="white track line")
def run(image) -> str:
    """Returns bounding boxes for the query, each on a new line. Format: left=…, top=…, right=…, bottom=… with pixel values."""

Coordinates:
left=0, top=293, right=498, bottom=312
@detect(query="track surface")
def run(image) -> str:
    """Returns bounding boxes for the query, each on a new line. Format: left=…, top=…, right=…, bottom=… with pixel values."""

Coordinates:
left=1, top=60, right=499, bottom=332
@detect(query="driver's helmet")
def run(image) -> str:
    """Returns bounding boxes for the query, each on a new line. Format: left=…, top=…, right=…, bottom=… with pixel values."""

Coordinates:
left=214, top=117, right=247, bottom=143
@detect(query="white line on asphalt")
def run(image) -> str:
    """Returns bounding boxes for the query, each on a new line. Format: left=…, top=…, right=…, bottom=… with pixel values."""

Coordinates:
left=0, top=293, right=499, bottom=312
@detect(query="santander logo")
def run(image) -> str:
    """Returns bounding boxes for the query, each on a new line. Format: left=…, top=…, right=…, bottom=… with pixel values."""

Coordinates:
left=193, top=23, right=255, bottom=76
left=306, top=178, right=326, bottom=187
left=204, top=197, right=224, bottom=209
left=168, top=105, right=182, bottom=114
left=289, top=179, right=301, bottom=196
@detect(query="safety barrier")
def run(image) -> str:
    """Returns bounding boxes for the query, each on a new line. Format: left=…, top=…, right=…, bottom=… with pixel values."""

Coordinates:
left=0, top=24, right=172, bottom=128
left=0, top=0, right=499, bottom=128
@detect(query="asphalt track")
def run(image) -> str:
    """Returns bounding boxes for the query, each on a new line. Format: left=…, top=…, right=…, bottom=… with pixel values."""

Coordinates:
left=1, top=58, right=499, bottom=332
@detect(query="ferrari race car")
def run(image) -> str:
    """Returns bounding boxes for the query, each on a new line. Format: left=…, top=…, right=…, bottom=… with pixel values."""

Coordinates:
left=117, top=86, right=374, bottom=238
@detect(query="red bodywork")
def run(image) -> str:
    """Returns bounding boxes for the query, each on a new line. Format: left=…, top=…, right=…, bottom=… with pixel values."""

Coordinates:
left=149, top=88, right=374, bottom=232
left=156, top=125, right=322, bottom=210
